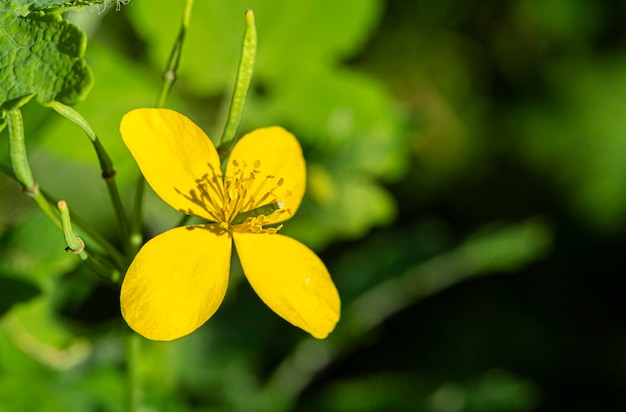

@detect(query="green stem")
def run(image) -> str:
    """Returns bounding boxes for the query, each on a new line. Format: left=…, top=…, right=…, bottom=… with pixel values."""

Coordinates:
left=57, top=200, right=121, bottom=283
left=6, top=108, right=61, bottom=230
left=30, top=187, right=62, bottom=230
left=130, top=0, right=195, bottom=253
left=42, top=190, right=127, bottom=270
left=2, top=113, right=125, bottom=269
left=45, top=102, right=114, bottom=175
left=46, top=101, right=130, bottom=254
left=155, top=0, right=194, bottom=108
left=126, top=333, right=142, bottom=412
left=217, top=9, right=257, bottom=157
left=129, top=174, right=145, bottom=256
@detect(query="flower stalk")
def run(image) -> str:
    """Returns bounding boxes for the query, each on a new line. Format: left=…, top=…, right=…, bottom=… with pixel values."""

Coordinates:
left=126, top=333, right=142, bottom=412
left=5, top=106, right=126, bottom=271
left=155, top=0, right=194, bottom=109
left=46, top=101, right=130, bottom=254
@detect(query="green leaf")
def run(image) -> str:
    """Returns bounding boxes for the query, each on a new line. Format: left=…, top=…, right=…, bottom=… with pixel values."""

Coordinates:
left=0, top=10, right=93, bottom=109
left=3, top=0, right=111, bottom=16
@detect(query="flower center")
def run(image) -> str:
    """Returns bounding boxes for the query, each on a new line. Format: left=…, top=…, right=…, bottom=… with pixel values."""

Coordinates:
left=187, top=159, right=291, bottom=234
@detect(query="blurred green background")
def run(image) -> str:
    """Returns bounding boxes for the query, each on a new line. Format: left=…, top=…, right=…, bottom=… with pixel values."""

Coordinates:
left=2, top=0, right=626, bottom=410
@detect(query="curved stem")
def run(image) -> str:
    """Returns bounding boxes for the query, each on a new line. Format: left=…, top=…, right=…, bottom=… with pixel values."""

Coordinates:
left=46, top=101, right=131, bottom=254
left=5, top=107, right=127, bottom=271
left=42, top=190, right=127, bottom=270
left=57, top=200, right=122, bottom=283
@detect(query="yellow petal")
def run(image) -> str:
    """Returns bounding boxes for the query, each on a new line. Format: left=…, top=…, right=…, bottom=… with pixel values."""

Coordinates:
left=234, top=232, right=340, bottom=338
left=227, top=127, right=306, bottom=224
left=120, top=225, right=232, bottom=341
left=121, top=108, right=224, bottom=221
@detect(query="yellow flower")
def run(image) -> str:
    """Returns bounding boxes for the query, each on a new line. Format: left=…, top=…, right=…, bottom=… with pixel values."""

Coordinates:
left=119, top=108, right=340, bottom=341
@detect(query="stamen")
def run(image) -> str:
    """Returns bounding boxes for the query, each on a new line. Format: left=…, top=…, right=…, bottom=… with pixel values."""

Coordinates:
left=230, top=201, right=283, bottom=225
left=176, top=167, right=225, bottom=222
left=246, top=174, right=278, bottom=209
left=219, top=158, right=293, bottom=233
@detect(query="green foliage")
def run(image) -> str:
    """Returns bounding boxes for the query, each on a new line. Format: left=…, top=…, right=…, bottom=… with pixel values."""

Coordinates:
left=3, top=0, right=117, bottom=16
left=515, top=57, right=626, bottom=230
left=0, top=10, right=93, bottom=109
left=302, top=370, right=539, bottom=411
